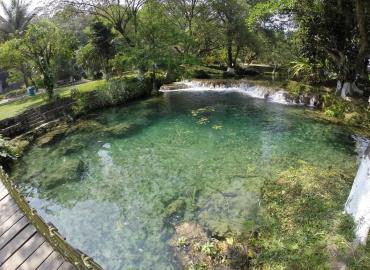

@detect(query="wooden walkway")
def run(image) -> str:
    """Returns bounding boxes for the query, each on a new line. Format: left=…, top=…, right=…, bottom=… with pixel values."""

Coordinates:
left=0, top=181, right=76, bottom=270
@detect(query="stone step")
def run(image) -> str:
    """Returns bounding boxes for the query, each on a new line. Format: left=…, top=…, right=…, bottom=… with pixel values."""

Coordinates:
left=27, top=116, right=45, bottom=123
left=28, top=120, right=45, bottom=127
left=29, top=121, right=45, bottom=129
left=25, top=111, right=43, bottom=117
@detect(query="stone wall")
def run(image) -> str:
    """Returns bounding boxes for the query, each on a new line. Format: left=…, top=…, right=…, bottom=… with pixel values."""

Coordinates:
left=0, top=98, right=75, bottom=138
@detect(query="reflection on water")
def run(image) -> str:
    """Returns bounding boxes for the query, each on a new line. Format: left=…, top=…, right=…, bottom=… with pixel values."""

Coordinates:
left=13, top=91, right=357, bottom=270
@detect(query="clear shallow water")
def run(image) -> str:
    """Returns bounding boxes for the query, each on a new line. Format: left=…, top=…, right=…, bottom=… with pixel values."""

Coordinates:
left=12, top=91, right=357, bottom=270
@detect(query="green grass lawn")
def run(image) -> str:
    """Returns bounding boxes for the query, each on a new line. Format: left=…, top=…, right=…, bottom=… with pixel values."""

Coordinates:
left=0, top=80, right=106, bottom=120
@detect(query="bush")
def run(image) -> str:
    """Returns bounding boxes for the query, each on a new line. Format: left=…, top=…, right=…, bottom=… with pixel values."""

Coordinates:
left=0, top=135, right=17, bottom=160
left=0, top=136, right=29, bottom=167
left=322, top=94, right=352, bottom=119
left=71, top=75, right=162, bottom=115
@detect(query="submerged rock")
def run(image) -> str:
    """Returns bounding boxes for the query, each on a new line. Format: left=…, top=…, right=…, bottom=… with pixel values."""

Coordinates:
left=103, top=122, right=136, bottom=137
left=60, top=142, right=85, bottom=156
left=42, top=158, right=87, bottom=189
left=165, top=198, right=186, bottom=223
left=169, top=222, right=250, bottom=270
left=67, top=120, right=105, bottom=134
left=36, top=124, right=68, bottom=147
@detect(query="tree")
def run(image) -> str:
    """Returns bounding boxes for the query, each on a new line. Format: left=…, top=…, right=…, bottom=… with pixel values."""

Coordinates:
left=355, top=0, right=370, bottom=79
left=21, top=20, right=73, bottom=98
left=61, top=0, right=146, bottom=45
left=250, top=0, right=370, bottom=97
left=77, top=21, right=115, bottom=78
left=211, top=0, right=249, bottom=72
left=112, top=0, right=183, bottom=90
left=0, top=39, right=35, bottom=86
left=0, top=0, right=37, bottom=37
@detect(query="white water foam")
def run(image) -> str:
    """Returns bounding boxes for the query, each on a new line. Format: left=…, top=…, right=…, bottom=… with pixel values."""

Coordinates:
left=160, top=81, right=302, bottom=105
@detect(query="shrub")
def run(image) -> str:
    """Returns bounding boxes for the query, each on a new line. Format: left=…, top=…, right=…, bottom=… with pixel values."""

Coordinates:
left=0, top=136, right=29, bottom=167
left=0, top=135, right=17, bottom=160
left=71, top=75, right=162, bottom=115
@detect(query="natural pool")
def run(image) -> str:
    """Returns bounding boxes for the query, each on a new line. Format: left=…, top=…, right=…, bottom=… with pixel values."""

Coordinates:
left=12, top=90, right=358, bottom=269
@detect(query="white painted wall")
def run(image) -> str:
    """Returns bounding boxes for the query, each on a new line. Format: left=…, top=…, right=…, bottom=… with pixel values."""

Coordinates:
left=345, top=146, right=370, bottom=245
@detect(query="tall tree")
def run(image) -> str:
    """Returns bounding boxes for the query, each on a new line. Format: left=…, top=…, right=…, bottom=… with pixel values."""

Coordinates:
left=355, top=0, right=370, bottom=79
left=211, top=0, right=248, bottom=72
left=61, top=0, right=146, bottom=45
left=0, top=0, right=37, bottom=37
left=250, top=0, right=370, bottom=97
left=21, top=20, right=73, bottom=98
left=0, top=39, right=34, bottom=86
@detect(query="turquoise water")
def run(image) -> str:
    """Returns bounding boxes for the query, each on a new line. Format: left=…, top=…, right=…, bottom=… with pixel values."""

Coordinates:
left=13, top=91, right=357, bottom=270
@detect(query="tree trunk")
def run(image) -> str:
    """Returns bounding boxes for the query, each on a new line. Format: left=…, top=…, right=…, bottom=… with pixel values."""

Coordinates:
left=43, top=72, right=54, bottom=99
left=355, top=0, right=369, bottom=79
left=20, top=65, right=30, bottom=87
left=227, top=35, right=233, bottom=69
left=336, top=80, right=364, bottom=98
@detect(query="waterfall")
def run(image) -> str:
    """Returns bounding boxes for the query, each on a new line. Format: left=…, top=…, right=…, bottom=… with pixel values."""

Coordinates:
left=160, top=80, right=312, bottom=106
left=345, top=137, right=370, bottom=245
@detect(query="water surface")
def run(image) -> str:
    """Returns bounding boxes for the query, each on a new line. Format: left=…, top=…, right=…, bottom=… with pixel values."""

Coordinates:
left=13, top=91, right=357, bottom=270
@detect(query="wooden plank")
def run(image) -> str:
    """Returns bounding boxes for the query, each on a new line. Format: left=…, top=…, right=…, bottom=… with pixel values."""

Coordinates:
left=0, top=210, right=23, bottom=237
left=0, top=190, right=9, bottom=202
left=0, top=202, right=19, bottom=226
left=0, top=216, right=29, bottom=250
left=0, top=197, right=17, bottom=214
left=57, top=261, right=75, bottom=270
left=0, top=184, right=6, bottom=193
left=17, top=241, right=54, bottom=270
left=0, top=224, right=36, bottom=265
left=37, top=252, right=65, bottom=270
left=0, top=233, right=44, bottom=270
left=0, top=187, right=8, bottom=198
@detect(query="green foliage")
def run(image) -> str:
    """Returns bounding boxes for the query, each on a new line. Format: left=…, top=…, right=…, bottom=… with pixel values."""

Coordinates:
left=76, top=43, right=104, bottom=79
left=289, top=58, right=327, bottom=83
left=77, top=21, right=115, bottom=78
left=0, top=135, right=16, bottom=159
left=71, top=76, right=157, bottom=114
left=322, top=94, right=353, bottom=119
left=177, top=237, right=189, bottom=248
left=247, top=0, right=295, bottom=26
left=283, top=80, right=322, bottom=99
left=199, top=242, right=219, bottom=258
left=21, top=20, right=74, bottom=98
left=115, top=0, right=184, bottom=74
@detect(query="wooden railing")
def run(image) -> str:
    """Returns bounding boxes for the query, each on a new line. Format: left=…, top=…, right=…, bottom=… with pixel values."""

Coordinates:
left=0, top=168, right=103, bottom=270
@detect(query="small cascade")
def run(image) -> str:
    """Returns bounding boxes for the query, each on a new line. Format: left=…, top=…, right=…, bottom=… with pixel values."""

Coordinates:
left=345, top=137, right=370, bottom=245
left=160, top=80, right=314, bottom=106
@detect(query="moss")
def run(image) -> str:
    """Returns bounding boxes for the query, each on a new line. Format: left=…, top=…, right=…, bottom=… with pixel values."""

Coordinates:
left=344, top=112, right=363, bottom=126
left=36, top=124, right=68, bottom=146
left=103, top=122, right=136, bottom=137
left=251, top=161, right=357, bottom=269
left=41, top=158, right=87, bottom=190
left=66, top=119, right=105, bottom=134
left=165, top=198, right=186, bottom=221
left=170, top=222, right=250, bottom=269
